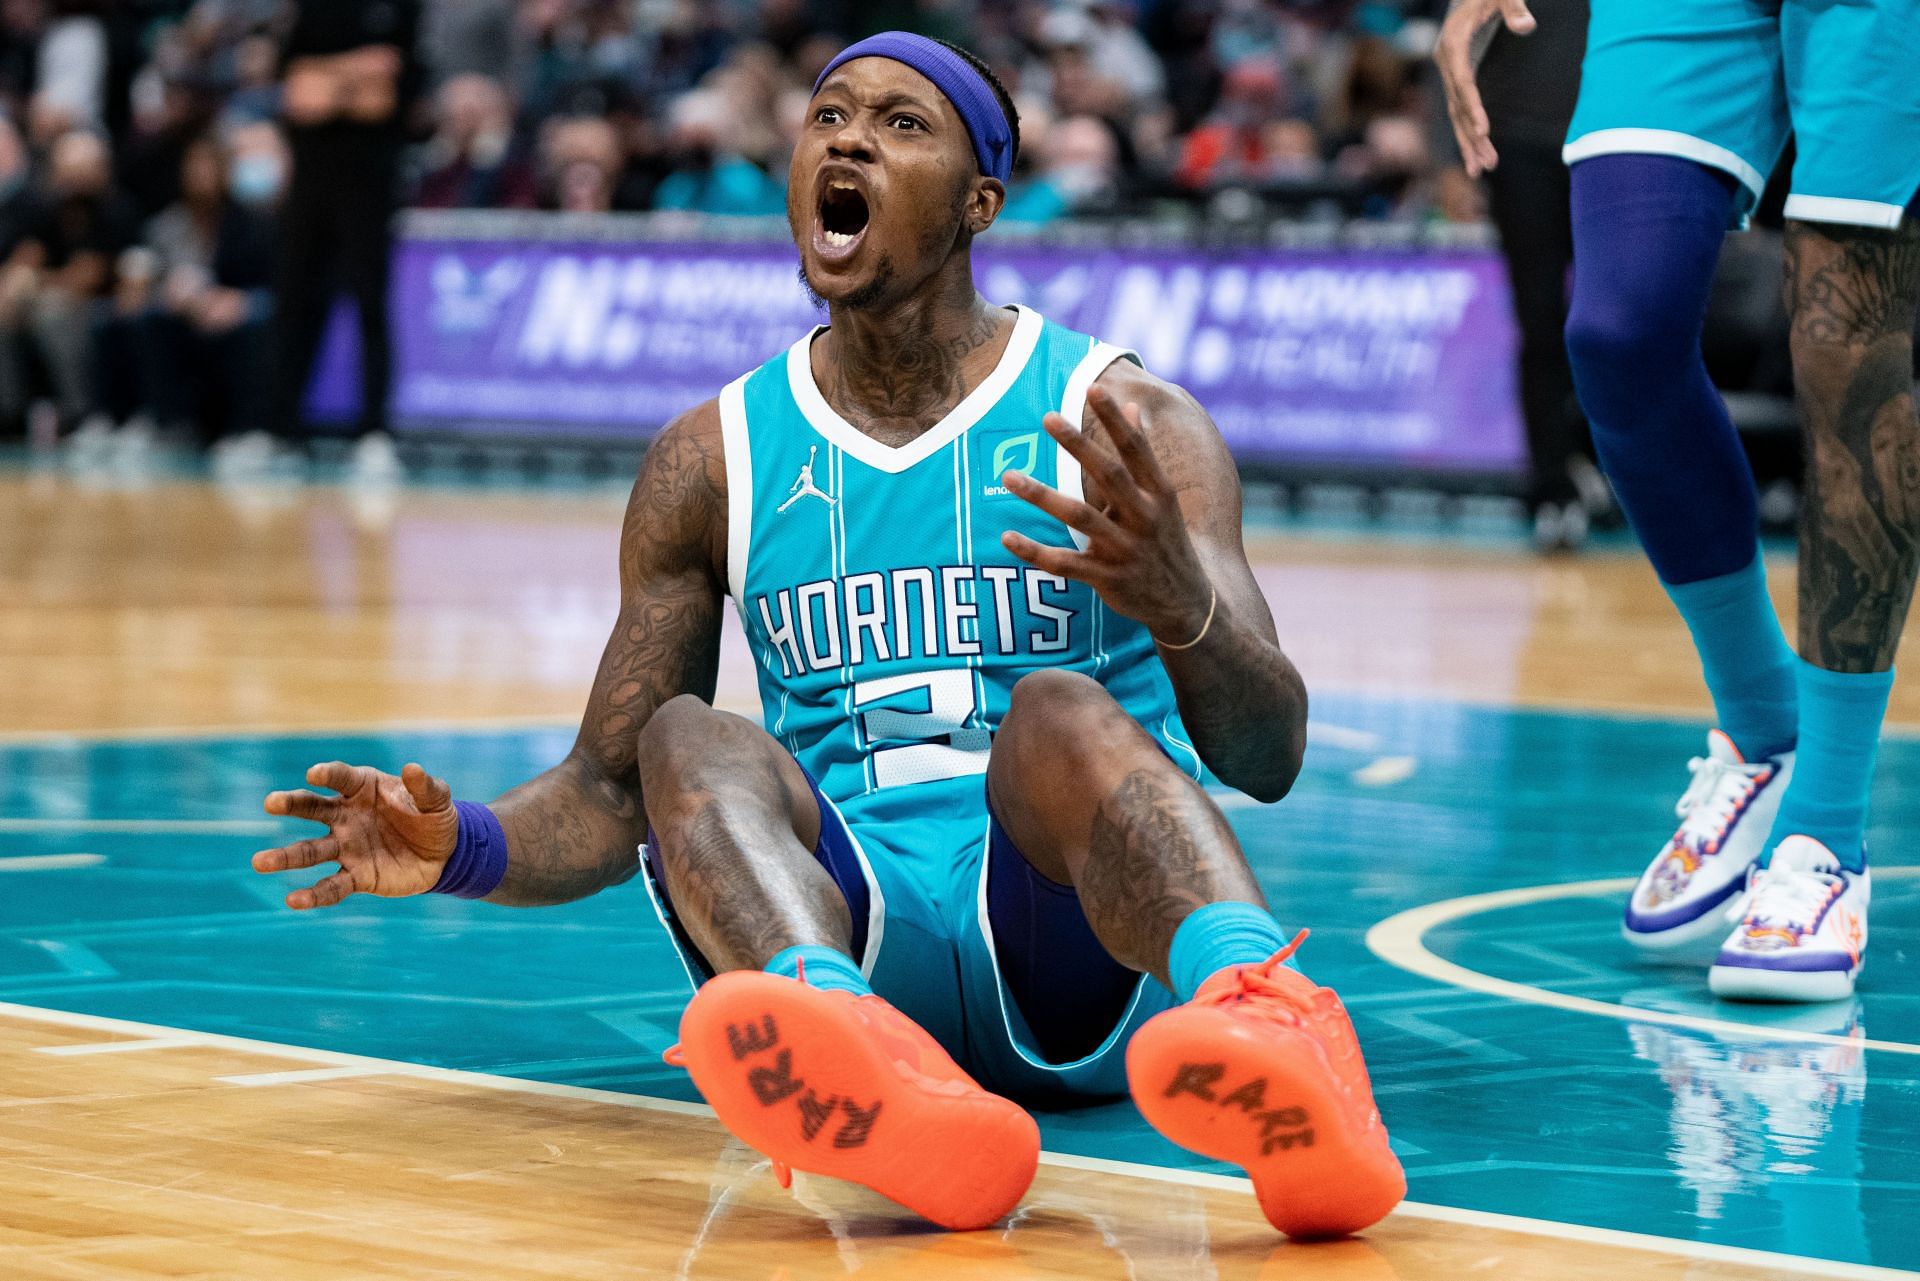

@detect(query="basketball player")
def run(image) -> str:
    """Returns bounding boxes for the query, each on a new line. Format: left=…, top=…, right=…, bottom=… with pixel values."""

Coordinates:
left=252, top=34, right=1403, bottom=1235
left=1438, top=0, right=1917, bottom=1000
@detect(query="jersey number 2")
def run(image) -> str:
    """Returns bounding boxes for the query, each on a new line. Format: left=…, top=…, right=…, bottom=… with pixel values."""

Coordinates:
left=852, top=669, right=990, bottom=789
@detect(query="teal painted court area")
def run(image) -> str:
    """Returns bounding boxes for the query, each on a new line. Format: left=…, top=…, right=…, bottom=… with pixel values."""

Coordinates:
left=1, top=694, right=1915, bottom=1272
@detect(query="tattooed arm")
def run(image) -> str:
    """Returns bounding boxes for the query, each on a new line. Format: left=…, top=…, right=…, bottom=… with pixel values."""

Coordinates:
left=1001, top=362, right=1307, bottom=803
left=250, top=402, right=728, bottom=911
left=487, top=402, right=729, bottom=904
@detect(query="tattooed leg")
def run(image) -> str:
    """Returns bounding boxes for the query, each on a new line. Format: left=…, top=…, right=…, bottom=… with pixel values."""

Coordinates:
left=636, top=694, right=851, bottom=971
left=1785, top=216, right=1920, bottom=673
left=989, top=670, right=1265, bottom=987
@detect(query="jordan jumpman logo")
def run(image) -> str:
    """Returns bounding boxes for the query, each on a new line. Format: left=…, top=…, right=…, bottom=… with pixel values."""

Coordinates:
left=778, top=445, right=837, bottom=512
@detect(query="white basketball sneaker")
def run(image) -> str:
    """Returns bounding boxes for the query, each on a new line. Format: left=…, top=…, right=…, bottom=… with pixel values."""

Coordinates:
left=1622, top=730, right=1793, bottom=953
left=1710, top=836, right=1869, bottom=1003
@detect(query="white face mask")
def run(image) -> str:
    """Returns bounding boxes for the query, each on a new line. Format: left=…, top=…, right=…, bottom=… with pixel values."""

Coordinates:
left=230, top=153, right=283, bottom=204
left=1050, top=162, right=1109, bottom=199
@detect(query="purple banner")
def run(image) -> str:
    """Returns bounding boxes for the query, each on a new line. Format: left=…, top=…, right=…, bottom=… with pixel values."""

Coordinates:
left=357, top=235, right=1522, bottom=473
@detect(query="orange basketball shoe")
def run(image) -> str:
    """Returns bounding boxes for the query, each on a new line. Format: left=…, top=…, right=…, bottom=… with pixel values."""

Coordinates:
left=1126, top=932, right=1404, bottom=1238
left=669, top=970, right=1040, bottom=1230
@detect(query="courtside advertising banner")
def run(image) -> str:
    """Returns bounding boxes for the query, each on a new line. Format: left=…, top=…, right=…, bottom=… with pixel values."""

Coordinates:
left=327, top=234, right=1524, bottom=474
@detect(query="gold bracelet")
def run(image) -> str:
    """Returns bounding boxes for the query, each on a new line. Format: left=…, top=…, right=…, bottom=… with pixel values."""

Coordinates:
left=1154, top=586, right=1217, bottom=651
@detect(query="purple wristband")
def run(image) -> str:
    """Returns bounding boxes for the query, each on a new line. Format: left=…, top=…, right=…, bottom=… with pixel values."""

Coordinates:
left=433, top=801, right=508, bottom=899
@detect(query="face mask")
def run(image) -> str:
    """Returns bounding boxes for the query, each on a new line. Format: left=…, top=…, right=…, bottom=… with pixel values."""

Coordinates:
left=230, top=154, right=283, bottom=204
left=1051, top=163, right=1109, bottom=200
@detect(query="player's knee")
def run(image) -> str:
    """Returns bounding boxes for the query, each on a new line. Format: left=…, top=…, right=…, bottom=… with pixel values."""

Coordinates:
left=635, top=694, right=721, bottom=787
left=1564, top=303, right=1654, bottom=381
left=1002, top=670, right=1126, bottom=767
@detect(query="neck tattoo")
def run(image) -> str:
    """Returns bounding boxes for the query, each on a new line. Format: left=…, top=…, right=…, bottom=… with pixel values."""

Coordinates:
left=825, top=304, right=1005, bottom=448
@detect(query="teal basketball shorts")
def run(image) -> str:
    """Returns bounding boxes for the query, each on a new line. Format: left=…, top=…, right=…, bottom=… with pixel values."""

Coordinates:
left=1564, top=0, right=1920, bottom=228
left=639, top=769, right=1179, bottom=1103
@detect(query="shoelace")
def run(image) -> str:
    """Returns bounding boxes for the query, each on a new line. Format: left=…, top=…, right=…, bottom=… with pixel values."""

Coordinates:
left=1672, top=754, right=1770, bottom=854
left=1197, top=928, right=1313, bottom=1017
left=1733, top=865, right=1843, bottom=936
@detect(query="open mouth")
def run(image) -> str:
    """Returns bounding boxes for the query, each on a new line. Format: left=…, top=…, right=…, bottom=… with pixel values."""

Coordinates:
left=814, top=179, right=870, bottom=260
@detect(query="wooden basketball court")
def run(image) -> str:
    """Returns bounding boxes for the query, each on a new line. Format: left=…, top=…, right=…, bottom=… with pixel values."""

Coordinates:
left=2, top=471, right=1914, bottom=1280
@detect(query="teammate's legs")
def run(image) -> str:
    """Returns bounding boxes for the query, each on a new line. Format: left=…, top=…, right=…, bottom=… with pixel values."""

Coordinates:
left=641, top=694, right=1039, bottom=1230
left=989, top=670, right=1403, bottom=1238
left=1708, top=213, right=1917, bottom=1000
left=1706, top=0, right=1920, bottom=999
left=1772, top=214, right=1919, bottom=865
left=1565, top=155, right=1810, bottom=953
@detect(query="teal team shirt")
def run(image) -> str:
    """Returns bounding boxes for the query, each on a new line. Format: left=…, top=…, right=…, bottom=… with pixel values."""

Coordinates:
left=720, top=304, right=1199, bottom=836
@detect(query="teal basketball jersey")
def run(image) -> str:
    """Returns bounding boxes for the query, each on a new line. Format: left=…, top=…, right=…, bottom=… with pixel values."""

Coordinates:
left=719, top=305, right=1200, bottom=822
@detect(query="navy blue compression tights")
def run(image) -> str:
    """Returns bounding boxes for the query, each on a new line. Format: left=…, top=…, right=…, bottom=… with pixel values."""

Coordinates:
left=1565, top=154, right=1752, bottom=586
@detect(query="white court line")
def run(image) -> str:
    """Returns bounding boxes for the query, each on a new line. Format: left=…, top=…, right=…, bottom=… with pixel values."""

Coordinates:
left=0, top=819, right=278, bottom=834
left=1351, top=755, right=1417, bottom=787
left=217, top=1065, right=404, bottom=1087
left=0, top=854, right=105, bottom=871
left=0, top=999, right=1898, bottom=1280
left=1365, top=869, right=1920, bottom=1057
left=1043, top=1152, right=1915, bottom=1281
left=35, top=1036, right=204, bottom=1056
left=1306, top=721, right=1381, bottom=752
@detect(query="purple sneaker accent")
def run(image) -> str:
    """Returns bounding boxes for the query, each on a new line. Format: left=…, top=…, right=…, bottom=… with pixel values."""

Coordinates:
left=1622, top=872, right=1746, bottom=934
left=1710, top=950, right=1855, bottom=973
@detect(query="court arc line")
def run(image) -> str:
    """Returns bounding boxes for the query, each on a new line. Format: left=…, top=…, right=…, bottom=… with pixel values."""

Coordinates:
left=0, top=998, right=1902, bottom=1281
left=1365, top=870, right=1920, bottom=1056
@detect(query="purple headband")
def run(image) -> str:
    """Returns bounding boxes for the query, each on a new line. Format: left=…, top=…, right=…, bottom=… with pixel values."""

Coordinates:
left=812, top=33, right=1013, bottom=184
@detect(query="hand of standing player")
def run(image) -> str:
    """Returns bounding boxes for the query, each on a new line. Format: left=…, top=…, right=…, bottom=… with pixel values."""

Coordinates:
left=999, top=385, right=1215, bottom=647
left=1434, top=0, right=1537, bottom=177
left=252, top=762, right=459, bottom=909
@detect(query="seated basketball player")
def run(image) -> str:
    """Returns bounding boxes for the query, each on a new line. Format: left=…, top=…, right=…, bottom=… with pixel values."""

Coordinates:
left=250, top=34, right=1403, bottom=1236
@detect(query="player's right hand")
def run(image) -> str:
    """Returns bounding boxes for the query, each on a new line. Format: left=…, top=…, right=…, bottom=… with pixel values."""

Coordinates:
left=253, top=762, right=460, bottom=910
left=1434, top=0, right=1537, bottom=177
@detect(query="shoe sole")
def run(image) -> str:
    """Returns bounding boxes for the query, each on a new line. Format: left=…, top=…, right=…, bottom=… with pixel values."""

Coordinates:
left=677, top=973, right=1038, bottom=1230
left=1126, top=1005, right=1404, bottom=1239
left=1620, top=905, right=1740, bottom=957
left=1709, top=963, right=1858, bottom=1003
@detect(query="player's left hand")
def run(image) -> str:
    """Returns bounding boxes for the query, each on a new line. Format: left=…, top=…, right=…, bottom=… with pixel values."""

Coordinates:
left=1000, top=384, right=1213, bottom=646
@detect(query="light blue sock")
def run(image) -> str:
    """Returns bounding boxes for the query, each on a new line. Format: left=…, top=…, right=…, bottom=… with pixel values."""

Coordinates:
left=764, top=945, right=872, bottom=997
left=1168, top=901, right=1290, bottom=1003
left=1765, top=660, right=1892, bottom=873
left=1665, top=551, right=1799, bottom=760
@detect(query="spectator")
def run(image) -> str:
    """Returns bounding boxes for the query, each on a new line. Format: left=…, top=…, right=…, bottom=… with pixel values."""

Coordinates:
left=0, top=127, right=136, bottom=437
left=413, top=73, right=537, bottom=209
left=1174, top=58, right=1290, bottom=191
left=268, top=0, right=421, bottom=482
left=538, top=113, right=624, bottom=213
left=129, top=126, right=276, bottom=470
left=1082, top=0, right=1166, bottom=107
left=650, top=89, right=784, bottom=217
left=1002, top=114, right=1123, bottom=223
left=33, top=0, right=105, bottom=131
left=0, top=110, right=31, bottom=250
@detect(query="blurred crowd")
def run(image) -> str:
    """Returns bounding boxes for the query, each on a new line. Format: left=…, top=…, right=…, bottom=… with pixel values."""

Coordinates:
left=0, top=0, right=1468, bottom=469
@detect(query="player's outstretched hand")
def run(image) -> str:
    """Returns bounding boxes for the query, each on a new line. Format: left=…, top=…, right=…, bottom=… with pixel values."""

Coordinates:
left=1434, top=0, right=1536, bottom=177
left=253, top=762, right=460, bottom=910
left=1000, top=385, right=1213, bottom=647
